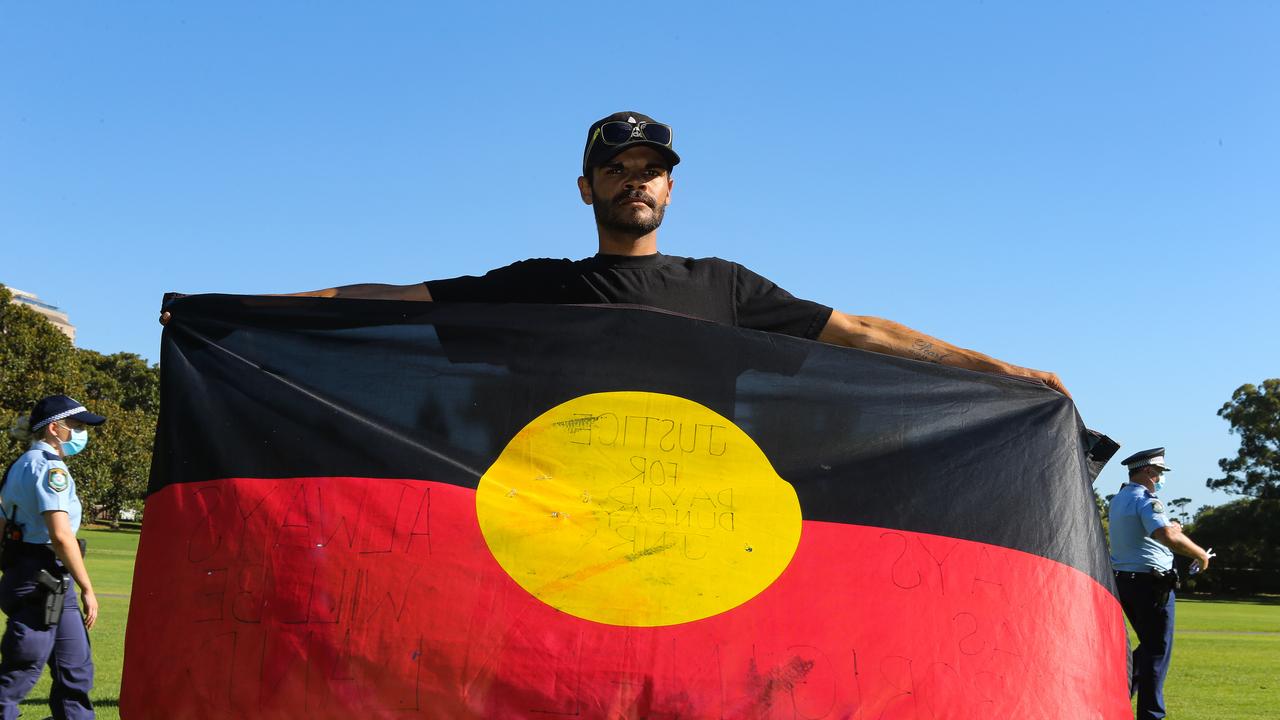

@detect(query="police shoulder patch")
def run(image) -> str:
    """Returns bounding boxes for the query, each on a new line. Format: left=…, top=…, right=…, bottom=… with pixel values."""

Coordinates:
left=47, top=467, right=70, bottom=493
left=1151, top=499, right=1165, bottom=514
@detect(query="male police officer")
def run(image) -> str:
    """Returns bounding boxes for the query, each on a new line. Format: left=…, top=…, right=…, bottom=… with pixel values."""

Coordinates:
left=1109, top=447, right=1212, bottom=720
left=167, top=111, right=1068, bottom=396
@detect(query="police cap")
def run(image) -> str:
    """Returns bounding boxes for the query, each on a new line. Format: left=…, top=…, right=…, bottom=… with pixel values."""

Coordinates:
left=1120, top=447, right=1171, bottom=472
left=29, top=394, right=107, bottom=432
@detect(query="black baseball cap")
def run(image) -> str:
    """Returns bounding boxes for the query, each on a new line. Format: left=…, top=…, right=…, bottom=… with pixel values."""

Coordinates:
left=29, top=394, right=107, bottom=432
left=582, top=111, right=681, bottom=176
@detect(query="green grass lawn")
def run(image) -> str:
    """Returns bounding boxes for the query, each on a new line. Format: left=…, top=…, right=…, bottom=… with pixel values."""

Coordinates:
left=1149, top=596, right=1280, bottom=720
left=21, top=527, right=134, bottom=720
left=14, top=530, right=1280, bottom=719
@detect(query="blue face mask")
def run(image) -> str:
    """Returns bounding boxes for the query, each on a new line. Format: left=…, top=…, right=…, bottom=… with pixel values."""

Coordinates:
left=1153, top=474, right=1166, bottom=494
left=59, top=427, right=89, bottom=457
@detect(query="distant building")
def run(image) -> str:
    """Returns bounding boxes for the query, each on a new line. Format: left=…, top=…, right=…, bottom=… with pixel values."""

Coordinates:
left=5, top=286, right=76, bottom=343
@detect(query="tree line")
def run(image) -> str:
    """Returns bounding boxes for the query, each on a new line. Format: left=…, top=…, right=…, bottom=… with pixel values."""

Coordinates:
left=1, top=285, right=158, bottom=526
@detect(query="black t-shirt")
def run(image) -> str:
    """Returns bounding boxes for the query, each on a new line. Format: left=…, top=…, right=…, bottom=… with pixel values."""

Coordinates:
left=427, top=253, right=833, bottom=340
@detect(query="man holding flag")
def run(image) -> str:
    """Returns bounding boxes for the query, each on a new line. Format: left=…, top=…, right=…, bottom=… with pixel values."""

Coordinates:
left=223, top=110, right=1069, bottom=397
left=141, top=112, right=1143, bottom=719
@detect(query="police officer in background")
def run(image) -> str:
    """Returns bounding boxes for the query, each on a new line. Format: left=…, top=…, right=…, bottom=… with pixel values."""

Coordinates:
left=1109, top=447, right=1212, bottom=720
left=0, top=395, right=103, bottom=720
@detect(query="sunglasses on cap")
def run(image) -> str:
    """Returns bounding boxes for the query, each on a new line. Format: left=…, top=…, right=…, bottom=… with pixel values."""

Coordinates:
left=597, top=120, right=672, bottom=147
left=582, top=114, right=681, bottom=174
left=585, top=122, right=674, bottom=163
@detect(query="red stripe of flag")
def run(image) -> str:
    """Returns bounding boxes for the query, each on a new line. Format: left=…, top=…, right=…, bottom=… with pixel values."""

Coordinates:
left=124, top=476, right=1130, bottom=719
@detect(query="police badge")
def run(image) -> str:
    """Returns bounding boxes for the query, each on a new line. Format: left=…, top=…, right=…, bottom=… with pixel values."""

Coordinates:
left=47, top=467, right=70, bottom=492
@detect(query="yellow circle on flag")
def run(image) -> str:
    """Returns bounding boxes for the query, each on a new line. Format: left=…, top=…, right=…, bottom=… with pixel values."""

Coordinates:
left=476, top=391, right=803, bottom=627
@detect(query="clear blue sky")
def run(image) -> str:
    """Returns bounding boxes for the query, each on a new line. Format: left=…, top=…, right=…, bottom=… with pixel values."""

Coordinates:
left=2, top=2, right=1275, bottom=514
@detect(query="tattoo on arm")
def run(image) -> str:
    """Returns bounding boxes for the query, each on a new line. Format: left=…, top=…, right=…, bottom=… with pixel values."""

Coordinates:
left=910, top=340, right=954, bottom=364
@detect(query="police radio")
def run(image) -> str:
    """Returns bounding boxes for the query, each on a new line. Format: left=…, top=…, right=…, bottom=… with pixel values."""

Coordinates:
left=0, top=504, right=23, bottom=571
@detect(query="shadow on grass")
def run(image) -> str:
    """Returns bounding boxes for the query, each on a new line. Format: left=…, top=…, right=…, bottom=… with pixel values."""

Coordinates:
left=19, top=697, right=119, bottom=707
left=1180, top=592, right=1280, bottom=606
left=83, top=524, right=141, bottom=535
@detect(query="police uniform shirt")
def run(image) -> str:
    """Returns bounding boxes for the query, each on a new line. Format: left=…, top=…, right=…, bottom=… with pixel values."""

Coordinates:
left=1, top=441, right=83, bottom=545
left=1108, top=482, right=1174, bottom=572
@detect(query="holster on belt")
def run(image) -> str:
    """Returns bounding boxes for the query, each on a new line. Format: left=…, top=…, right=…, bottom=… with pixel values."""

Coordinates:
left=1152, top=568, right=1179, bottom=606
left=34, top=569, right=70, bottom=626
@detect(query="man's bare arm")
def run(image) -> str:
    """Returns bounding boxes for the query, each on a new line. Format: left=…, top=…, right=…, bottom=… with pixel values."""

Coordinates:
left=817, top=310, right=1070, bottom=397
left=283, top=283, right=434, bottom=301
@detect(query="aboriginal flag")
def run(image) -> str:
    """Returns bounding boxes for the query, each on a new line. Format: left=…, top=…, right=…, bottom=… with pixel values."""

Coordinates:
left=122, top=294, right=1130, bottom=719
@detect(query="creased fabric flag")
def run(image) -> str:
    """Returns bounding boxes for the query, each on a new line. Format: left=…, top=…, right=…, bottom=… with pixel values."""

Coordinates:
left=122, top=294, right=1130, bottom=719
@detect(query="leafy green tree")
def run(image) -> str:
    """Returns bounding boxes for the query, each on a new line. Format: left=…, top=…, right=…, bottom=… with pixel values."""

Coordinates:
left=1182, top=498, right=1280, bottom=594
left=0, top=286, right=80, bottom=462
left=1166, top=497, right=1193, bottom=524
left=1208, top=379, right=1280, bottom=499
left=1094, top=488, right=1111, bottom=537
left=72, top=350, right=159, bottom=525
left=1, top=286, right=159, bottom=526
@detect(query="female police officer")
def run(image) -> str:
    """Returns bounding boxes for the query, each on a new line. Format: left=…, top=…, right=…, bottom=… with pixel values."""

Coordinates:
left=0, top=394, right=103, bottom=720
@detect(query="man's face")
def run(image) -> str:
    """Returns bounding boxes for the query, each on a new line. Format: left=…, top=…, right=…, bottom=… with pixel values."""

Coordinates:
left=1151, top=467, right=1167, bottom=484
left=578, top=146, right=674, bottom=235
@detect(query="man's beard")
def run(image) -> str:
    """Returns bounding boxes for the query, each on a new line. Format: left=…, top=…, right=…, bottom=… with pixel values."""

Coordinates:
left=593, top=189, right=667, bottom=235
